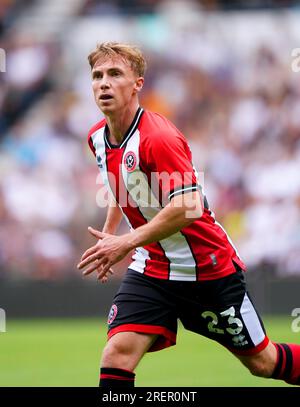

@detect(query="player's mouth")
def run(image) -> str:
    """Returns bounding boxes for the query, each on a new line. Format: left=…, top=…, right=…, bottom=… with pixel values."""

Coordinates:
left=99, top=94, right=113, bottom=100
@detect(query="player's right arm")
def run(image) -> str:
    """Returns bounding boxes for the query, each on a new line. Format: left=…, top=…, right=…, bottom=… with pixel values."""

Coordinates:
left=88, top=195, right=123, bottom=283
left=102, top=196, right=123, bottom=235
left=86, top=125, right=123, bottom=281
left=95, top=197, right=122, bottom=283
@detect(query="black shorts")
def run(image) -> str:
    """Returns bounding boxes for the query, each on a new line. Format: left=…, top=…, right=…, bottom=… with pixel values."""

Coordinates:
left=106, top=266, right=269, bottom=355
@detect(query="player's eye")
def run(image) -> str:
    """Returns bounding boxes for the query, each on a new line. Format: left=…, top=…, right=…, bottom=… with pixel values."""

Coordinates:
left=93, top=72, right=102, bottom=80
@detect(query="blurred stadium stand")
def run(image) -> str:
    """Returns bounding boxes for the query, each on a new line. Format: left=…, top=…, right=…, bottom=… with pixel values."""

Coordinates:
left=0, top=0, right=300, bottom=300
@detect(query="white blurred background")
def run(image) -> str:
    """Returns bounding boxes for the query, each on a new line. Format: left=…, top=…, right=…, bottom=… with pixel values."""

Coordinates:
left=1, top=0, right=300, bottom=281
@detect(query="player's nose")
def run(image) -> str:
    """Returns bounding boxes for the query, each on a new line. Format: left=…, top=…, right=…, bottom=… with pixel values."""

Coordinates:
left=100, top=77, right=110, bottom=89
left=100, top=83, right=109, bottom=90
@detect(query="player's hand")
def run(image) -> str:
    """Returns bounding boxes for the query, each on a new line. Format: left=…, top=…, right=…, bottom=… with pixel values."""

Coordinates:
left=77, top=226, right=132, bottom=280
left=95, top=263, right=114, bottom=284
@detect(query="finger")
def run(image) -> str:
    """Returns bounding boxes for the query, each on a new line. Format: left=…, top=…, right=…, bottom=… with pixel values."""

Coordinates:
left=82, top=261, right=101, bottom=276
left=94, top=259, right=110, bottom=279
left=88, top=226, right=108, bottom=240
left=97, top=273, right=108, bottom=283
left=101, top=262, right=112, bottom=276
left=96, top=263, right=112, bottom=277
left=78, top=251, right=102, bottom=270
left=97, top=268, right=113, bottom=283
left=80, top=245, right=98, bottom=262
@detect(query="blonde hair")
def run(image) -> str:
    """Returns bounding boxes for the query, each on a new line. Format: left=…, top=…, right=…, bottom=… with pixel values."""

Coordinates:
left=88, top=42, right=147, bottom=77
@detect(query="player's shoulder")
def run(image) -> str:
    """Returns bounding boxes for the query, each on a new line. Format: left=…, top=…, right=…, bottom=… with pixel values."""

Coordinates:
left=140, top=110, right=184, bottom=143
left=87, top=119, right=106, bottom=156
left=87, top=118, right=106, bottom=141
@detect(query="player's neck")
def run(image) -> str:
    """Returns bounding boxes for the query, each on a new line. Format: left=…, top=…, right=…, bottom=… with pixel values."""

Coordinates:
left=105, top=103, right=140, bottom=145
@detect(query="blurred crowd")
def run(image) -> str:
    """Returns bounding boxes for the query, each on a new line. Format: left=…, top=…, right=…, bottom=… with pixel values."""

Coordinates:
left=0, top=0, right=300, bottom=280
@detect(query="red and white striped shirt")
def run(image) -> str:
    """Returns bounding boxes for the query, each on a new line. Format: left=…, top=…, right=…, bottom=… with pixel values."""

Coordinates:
left=88, top=107, right=246, bottom=281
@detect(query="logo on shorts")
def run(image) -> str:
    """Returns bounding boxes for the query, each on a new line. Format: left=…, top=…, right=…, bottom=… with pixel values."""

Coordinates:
left=232, top=334, right=248, bottom=347
left=124, top=152, right=137, bottom=172
left=107, top=304, right=118, bottom=325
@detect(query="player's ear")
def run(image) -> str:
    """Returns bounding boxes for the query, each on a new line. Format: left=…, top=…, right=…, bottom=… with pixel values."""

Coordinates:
left=134, top=77, right=144, bottom=93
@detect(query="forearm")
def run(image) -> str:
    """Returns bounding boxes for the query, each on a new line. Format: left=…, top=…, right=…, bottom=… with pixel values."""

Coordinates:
left=102, top=197, right=123, bottom=234
left=126, top=191, right=203, bottom=250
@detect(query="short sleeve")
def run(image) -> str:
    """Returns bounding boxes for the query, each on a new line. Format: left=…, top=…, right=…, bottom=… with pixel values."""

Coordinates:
left=87, top=119, right=106, bottom=157
left=145, top=130, right=199, bottom=203
left=87, top=133, right=96, bottom=157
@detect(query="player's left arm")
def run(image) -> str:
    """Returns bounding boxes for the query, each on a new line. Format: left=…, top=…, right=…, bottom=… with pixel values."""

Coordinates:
left=124, top=189, right=203, bottom=247
left=77, top=190, right=203, bottom=278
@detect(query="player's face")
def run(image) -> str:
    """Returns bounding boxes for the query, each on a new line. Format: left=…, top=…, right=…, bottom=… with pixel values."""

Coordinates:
left=91, top=56, right=143, bottom=115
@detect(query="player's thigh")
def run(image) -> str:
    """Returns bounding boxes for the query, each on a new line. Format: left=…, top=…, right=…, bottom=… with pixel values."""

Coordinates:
left=106, top=269, right=178, bottom=352
left=101, top=331, right=158, bottom=371
left=179, top=267, right=269, bottom=355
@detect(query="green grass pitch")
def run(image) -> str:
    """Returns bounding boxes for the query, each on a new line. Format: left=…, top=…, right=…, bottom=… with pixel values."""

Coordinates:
left=0, top=317, right=296, bottom=387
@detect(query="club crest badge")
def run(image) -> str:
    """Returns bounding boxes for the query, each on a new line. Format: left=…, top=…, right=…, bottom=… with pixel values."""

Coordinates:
left=124, top=151, right=137, bottom=172
left=107, top=304, right=118, bottom=325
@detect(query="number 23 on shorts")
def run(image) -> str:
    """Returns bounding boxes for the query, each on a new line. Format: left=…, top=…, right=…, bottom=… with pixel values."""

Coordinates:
left=201, top=306, right=243, bottom=335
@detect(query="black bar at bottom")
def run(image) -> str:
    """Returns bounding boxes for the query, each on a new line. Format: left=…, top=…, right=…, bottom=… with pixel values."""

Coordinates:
left=0, top=387, right=297, bottom=405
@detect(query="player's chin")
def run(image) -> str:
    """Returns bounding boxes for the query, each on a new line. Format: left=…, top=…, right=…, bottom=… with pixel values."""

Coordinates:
left=98, top=104, right=116, bottom=115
